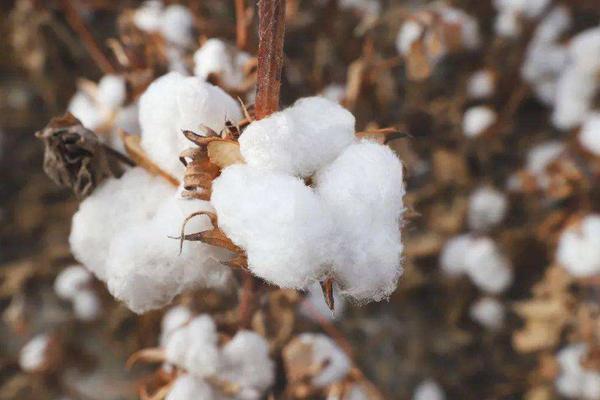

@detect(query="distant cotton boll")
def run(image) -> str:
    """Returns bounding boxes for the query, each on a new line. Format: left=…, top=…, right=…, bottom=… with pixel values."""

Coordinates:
left=396, top=20, right=424, bottom=55
left=69, top=168, right=173, bottom=281
left=68, top=92, right=103, bottom=130
left=219, top=330, right=275, bottom=397
left=467, top=70, right=495, bottom=99
left=19, top=334, right=50, bottom=372
left=315, top=141, right=404, bottom=301
left=467, top=186, right=508, bottom=231
left=54, top=265, right=92, bottom=300
left=159, top=5, right=194, bottom=47
left=299, top=282, right=345, bottom=321
left=463, top=106, right=497, bottom=138
left=557, top=215, right=600, bottom=277
left=139, top=72, right=242, bottom=177
left=296, top=333, right=351, bottom=388
left=320, top=84, right=346, bottom=104
left=495, top=10, right=520, bottom=38
left=96, top=75, right=126, bottom=110
left=239, top=96, right=355, bottom=178
left=440, top=234, right=473, bottom=276
left=193, top=38, right=251, bottom=88
left=526, top=141, right=565, bottom=179
left=556, top=343, right=600, bottom=400
left=72, top=290, right=101, bottom=321
left=579, top=113, right=600, bottom=156
left=160, top=305, right=193, bottom=346
left=464, top=237, right=513, bottom=294
left=212, top=164, right=333, bottom=289
left=413, top=379, right=445, bottom=400
left=133, top=1, right=163, bottom=33
left=469, top=297, right=505, bottom=330
left=494, top=0, right=551, bottom=38
left=166, top=375, right=216, bottom=400
left=440, top=7, right=480, bottom=50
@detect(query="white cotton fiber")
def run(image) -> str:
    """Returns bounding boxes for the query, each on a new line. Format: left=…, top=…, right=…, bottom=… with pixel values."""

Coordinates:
left=159, top=5, right=194, bottom=48
left=166, top=375, right=216, bottom=400
left=296, top=333, right=351, bottom=388
left=467, top=186, right=508, bottom=231
left=463, top=106, right=497, bottom=138
left=68, top=91, right=103, bottom=130
left=133, top=1, right=163, bottom=33
left=557, top=215, right=600, bottom=278
left=139, top=72, right=242, bottom=177
left=494, top=0, right=551, bottom=38
left=556, top=343, right=600, bottom=400
left=211, top=164, right=333, bottom=289
left=96, top=75, right=126, bottom=110
left=464, top=237, right=513, bottom=294
left=315, top=141, right=404, bottom=301
left=413, top=379, right=445, bottom=400
left=19, top=334, right=50, bottom=372
left=219, top=330, right=275, bottom=398
left=579, top=113, right=600, bottom=156
left=467, top=70, right=495, bottom=99
left=54, top=265, right=92, bottom=300
left=239, top=96, right=355, bottom=178
left=396, top=20, right=423, bottom=55
left=440, top=234, right=473, bottom=277
left=160, top=305, right=193, bottom=346
left=72, top=290, right=101, bottom=321
left=320, top=84, right=346, bottom=104
left=193, top=38, right=251, bottom=89
left=526, top=141, right=564, bottom=179
left=469, top=297, right=505, bottom=330
left=105, top=195, right=230, bottom=314
left=70, top=167, right=173, bottom=281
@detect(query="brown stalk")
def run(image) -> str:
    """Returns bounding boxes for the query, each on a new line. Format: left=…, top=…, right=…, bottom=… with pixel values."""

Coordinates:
left=59, top=0, right=117, bottom=74
left=235, top=0, right=249, bottom=50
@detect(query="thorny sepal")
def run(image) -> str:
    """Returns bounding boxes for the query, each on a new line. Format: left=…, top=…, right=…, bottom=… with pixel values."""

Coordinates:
left=35, top=112, right=132, bottom=199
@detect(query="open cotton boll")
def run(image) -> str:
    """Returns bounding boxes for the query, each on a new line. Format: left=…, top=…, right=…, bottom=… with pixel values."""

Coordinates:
left=556, top=343, right=600, bottom=400
left=159, top=5, right=194, bottom=48
left=160, top=305, right=193, bottom=346
left=467, top=70, right=495, bottom=99
left=463, top=106, right=497, bottom=138
left=526, top=141, right=564, bottom=179
left=439, top=234, right=473, bottom=276
left=579, top=113, right=600, bottom=156
left=494, top=0, right=550, bottom=38
left=396, top=20, right=423, bottom=55
left=315, top=141, right=404, bottom=301
left=295, top=333, right=351, bottom=388
left=106, top=196, right=230, bottom=314
left=239, top=96, right=355, bottom=178
left=557, top=215, right=600, bottom=277
left=70, top=168, right=173, bottom=281
left=467, top=186, right=508, bottom=231
left=439, top=7, right=480, bottom=50
left=166, top=375, right=217, bottom=400
left=211, top=164, right=333, bottom=289
left=96, top=75, right=126, bottom=110
left=133, top=1, right=163, bottom=33
left=72, top=290, right=101, bottom=321
left=19, top=334, right=50, bottom=372
left=219, top=330, right=275, bottom=398
left=193, top=38, right=251, bottom=89
left=54, top=265, right=92, bottom=300
left=139, top=72, right=242, bottom=177
left=413, top=379, right=445, bottom=400
left=469, top=297, right=505, bottom=330
left=464, top=237, right=513, bottom=294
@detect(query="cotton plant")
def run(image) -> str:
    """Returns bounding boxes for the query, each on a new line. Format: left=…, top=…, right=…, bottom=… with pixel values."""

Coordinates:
left=555, top=343, right=600, bottom=400
left=556, top=214, right=600, bottom=278
left=54, top=265, right=101, bottom=321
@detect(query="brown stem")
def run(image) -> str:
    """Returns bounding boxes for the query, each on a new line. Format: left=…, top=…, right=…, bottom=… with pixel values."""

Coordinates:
left=235, top=0, right=249, bottom=50
left=59, top=0, right=117, bottom=74
left=254, top=0, right=286, bottom=120
left=238, top=270, right=255, bottom=328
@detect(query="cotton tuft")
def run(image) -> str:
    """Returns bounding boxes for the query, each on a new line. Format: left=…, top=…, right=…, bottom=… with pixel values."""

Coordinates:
left=467, top=186, right=508, bottom=231
left=469, top=297, right=505, bottom=330
left=557, top=215, right=600, bottom=277
left=555, top=343, right=600, bottom=400
left=413, top=379, right=446, bottom=400
left=462, top=106, right=497, bottom=138
left=19, top=334, right=51, bottom=372
left=295, top=333, right=351, bottom=388
left=193, top=38, right=252, bottom=89
left=579, top=113, right=600, bottom=156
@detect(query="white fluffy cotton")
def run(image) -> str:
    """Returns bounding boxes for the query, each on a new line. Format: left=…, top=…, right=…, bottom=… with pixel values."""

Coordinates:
left=160, top=5, right=194, bottom=48
left=239, top=96, right=355, bottom=178
left=211, top=164, right=333, bottom=289
left=467, top=70, right=495, bottom=99
left=557, top=215, right=600, bottom=278
left=494, top=0, right=551, bottom=38
left=19, top=334, right=50, bottom=372
left=467, top=186, right=508, bottom=231
left=72, top=290, right=101, bottom=321
left=54, top=265, right=92, bottom=300
left=315, top=141, right=404, bottom=301
left=320, top=84, right=346, bottom=104
left=296, top=333, right=351, bottom=388
left=413, top=379, right=445, bottom=400
left=133, top=1, right=163, bottom=33
left=556, top=343, right=600, bottom=400
left=166, top=375, right=216, bottom=400
left=139, top=72, right=242, bottom=177
left=193, top=38, right=252, bottom=89
left=525, top=141, right=564, bottom=186
left=439, top=235, right=512, bottom=294
left=579, top=113, right=600, bottom=156
left=160, top=305, right=193, bottom=346
left=469, top=297, right=505, bottom=330
left=396, top=19, right=423, bottom=55
left=463, top=106, right=497, bottom=138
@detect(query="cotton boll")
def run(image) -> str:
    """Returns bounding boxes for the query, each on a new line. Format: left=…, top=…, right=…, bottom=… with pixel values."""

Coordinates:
left=413, top=379, right=445, bottom=400
left=54, top=265, right=92, bottom=300
left=467, top=186, right=508, bottom=231
left=467, top=70, right=495, bottom=99
left=166, top=375, right=217, bottom=400
left=495, top=10, right=520, bottom=38
left=133, top=1, right=163, bottom=33
left=463, top=106, right=497, bottom=138
left=220, top=330, right=274, bottom=398
left=396, top=20, right=424, bottom=55
left=72, top=290, right=101, bottom=321
left=159, top=5, right=194, bottom=48
left=19, top=334, right=50, bottom=372
left=464, top=237, right=512, bottom=294
left=579, top=113, right=600, bottom=156
left=193, top=38, right=251, bottom=88
left=212, top=164, right=333, bottom=289
left=96, top=75, right=126, bottom=109
left=68, top=91, right=103, bottom=130
left=70, top=168, right=173, bottom=280
left=239, top=96, right=355, bottom=178
left=439, top=7, right=480, bottom=50
left=160, top=305, right=193, bottom=346
left=439, top=234, right=473, bottom=277
left=526, top=141, right=564, bottom=180
left=555, top=343, right=600, bottom=400
left=469, top=297, right=505, bottom=330
left=494, top=0, right=551, bottom=38
left=315, top=141, right=404, bottom=301
left=295, top=333, right=351, bottom=388
left=557, top=215, right=600, bottom=278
